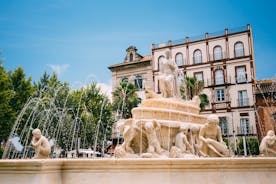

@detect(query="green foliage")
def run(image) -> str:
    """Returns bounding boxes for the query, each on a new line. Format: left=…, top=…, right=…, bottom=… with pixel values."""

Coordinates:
left=112, top=82, right=141, bottom=119
left=0, top=65, right=115, bottom=157
left=0, top=66, right=14, bottom=144
left=10, top=67, right=35, bottom=113
left=0, top=146, right=3, bottom=158
left=199, top=94, right=209, bottom=110
left=58, top=83, right=114, bottom=151
left=180, top=77, right=209, bottom=110
left=236, top=137, right=260, bottom=156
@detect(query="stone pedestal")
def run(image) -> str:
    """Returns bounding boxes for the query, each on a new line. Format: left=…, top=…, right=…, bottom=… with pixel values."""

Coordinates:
left=1, top=158, right=276, bottom=184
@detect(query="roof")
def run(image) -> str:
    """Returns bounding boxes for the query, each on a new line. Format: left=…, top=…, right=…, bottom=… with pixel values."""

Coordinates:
left=140, top=55, right=152, bottom=62
left=255, top=78, right=276, bottom=94
left=108, top=55, right=152, bottom=69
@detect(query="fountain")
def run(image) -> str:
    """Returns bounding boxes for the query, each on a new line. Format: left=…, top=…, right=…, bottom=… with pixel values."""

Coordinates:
left=1, top=57, right=276, bottom=184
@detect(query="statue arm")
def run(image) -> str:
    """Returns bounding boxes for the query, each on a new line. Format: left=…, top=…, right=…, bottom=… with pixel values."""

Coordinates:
left=217, top=127, right=224, bottom=143
left=199, top=127, right=207, bottom=142
left=31, top=137, right=42, bottom=147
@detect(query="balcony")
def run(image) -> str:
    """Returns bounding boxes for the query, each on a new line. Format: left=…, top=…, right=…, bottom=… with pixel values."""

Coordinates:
left=237, top=98, right=249, bottom=107
left=234, top=49, right=245, bottom=58
left=236, top=126, right=255, bottom=136
left=236, top=75, right=247, bottom=83
left=209, top=51, right=227, bottom=61
left=207, top=76, right=231, bottom=87
left=211, top=101, right=231, bottom=112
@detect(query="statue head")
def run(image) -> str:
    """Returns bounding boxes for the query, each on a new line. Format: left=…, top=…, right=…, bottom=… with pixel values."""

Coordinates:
left=267, top=130, right=275, bottom=137
left=144, top=121, right=154, bottom=132
left=207, top=114, right=219, bottom=127
left=180, top=125, right=190, bottom=134
left=165, top=50, right=170, bottom=59
left=32, top=128, right=42, bottom=139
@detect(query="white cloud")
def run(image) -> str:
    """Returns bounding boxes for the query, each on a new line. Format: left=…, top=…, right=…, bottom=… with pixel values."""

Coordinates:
left=48, top=64, right=70, bottom=76
left=97, top=82, right=112, bottom=101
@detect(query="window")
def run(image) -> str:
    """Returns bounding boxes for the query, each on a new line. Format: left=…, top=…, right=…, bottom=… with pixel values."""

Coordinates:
left=216, top=89, right=225, bottom=101
left=194, top=72, right=203, bottom=82
left=129, top=53, right=133, bottom=62
left=238, top=90, right=248, bottom=106
left=215, top=70, right=224, bottom=85
left=214, top=46, right=223, bottom=60
left=234, top=42, right=244, bottom=57
left=219, top=117, right=228, bottom=136
left=158, top=55, right=165, bottom=70
left=236, top=66, right=246, bottom=83
left=122, top=77, right=129, bottom=83
left=134, top=75, right=143, bottom=89
left=193, top=49, right=202, bottom=64
left=175, top=53, right=184, bottom=66
left=240, top=118, right=249, bottom=134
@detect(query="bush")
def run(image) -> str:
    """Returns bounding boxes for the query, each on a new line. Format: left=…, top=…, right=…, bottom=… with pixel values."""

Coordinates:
left=237, top=137, right=259, bottom=156
left=0, top=147, right=4, bottom=159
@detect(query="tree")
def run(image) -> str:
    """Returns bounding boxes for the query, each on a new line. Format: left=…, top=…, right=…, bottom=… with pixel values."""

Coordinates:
left=0, top=66, right=14, bottom=144
left=112, top=82, right=141, bottom=119
left=10, top=67, right=35, bottom=113
left=57, top=83, right=114, bottom=155
left=180, top=77, right=209, bottom=110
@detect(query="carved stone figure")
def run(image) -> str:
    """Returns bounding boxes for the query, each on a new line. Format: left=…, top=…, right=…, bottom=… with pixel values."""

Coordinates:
left=158, top=51, right=180, bottom=98
left=31, top=128, right=51, bottom=159
left=114, top=145, right=139, bottom=158
left=199, top=114, right=229, bottom=157
left=259, top=130, right=276, bottom=157
left=190, top=125, right=201, bottom=156
left=175, top=126, right=193, bottom=154
left=117, top=119, right=137, bottom=154
left=144, top=120, right=163, bottom=154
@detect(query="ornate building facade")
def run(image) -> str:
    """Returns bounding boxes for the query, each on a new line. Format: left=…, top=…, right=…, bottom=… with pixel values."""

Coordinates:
left=151, top=24, right=257, bottom=140
left=109, top=25, right=258, bottom=142
left=108, top=46, right=152, bottom=95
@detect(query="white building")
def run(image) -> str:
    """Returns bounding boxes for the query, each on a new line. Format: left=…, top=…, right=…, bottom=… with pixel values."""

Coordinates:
left=151, top=24, right=257, bottom=138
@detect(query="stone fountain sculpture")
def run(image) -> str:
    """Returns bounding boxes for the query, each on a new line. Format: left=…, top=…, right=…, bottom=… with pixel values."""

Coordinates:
left=31, top=128, right=51, bottom=159
left=259, top=130, right=276, bottom=156
left=114, top=51, right=230, bottom=158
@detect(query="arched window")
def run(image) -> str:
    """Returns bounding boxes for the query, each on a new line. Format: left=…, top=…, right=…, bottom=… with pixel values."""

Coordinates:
left=213, top=46, right=222, bottom=60
left=134, top=75, right=143, bottom=89
left=175, top=53, right=184, bottom=66
left=122, top=77, right=129, bottom=83
left=158, top=55, right=165, bottom=70
left=234, top=42, right=244, bottom=57
left=193, top=49, right=202, bottom=64
left=129, top=53, right=133, bottom=62
left=215, top=70, right=224, bottom=85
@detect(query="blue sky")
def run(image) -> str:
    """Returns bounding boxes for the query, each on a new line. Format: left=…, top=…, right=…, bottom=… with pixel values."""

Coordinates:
left=1, top=0, right=276, bottom=88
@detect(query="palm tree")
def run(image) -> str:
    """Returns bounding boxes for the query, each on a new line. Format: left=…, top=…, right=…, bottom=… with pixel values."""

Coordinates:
left=180, top=77, right=209, bottom=110
left=112, top=82, right=141, bottom=119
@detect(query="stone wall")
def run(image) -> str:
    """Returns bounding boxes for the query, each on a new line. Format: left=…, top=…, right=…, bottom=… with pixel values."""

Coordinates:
left=1, top=158, right=276, bottom=184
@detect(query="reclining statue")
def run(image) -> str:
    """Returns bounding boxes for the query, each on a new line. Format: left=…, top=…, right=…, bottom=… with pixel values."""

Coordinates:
left=259, top=130, right=276, bottom=157
left=199, top=114, right=229, bottom=157
left=31, top=128, right=51, bottom=159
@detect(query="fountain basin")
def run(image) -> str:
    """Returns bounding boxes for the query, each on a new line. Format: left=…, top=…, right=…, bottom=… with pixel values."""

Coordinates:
left=1, top=158, right=276, bottom=184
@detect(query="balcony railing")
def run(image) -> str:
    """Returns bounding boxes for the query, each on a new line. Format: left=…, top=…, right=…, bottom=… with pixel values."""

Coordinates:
left=237, top=98, right=249, bottom=106
left=236, top=125, right=255, bottom=135
left=228, top=25, right=248, bottom=34
left=234, top=49, right=245, bottom=57
left=207, top=76, right=231, bottom=86
left=236, top=75, right=247, bottom=83
left=209, top=52, right=227, bottom=61
left=153, top=25, right=249, bottom=49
